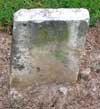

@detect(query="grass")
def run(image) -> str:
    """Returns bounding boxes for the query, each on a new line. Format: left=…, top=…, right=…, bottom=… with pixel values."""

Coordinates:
left=0, top=0, right=100, bottom=26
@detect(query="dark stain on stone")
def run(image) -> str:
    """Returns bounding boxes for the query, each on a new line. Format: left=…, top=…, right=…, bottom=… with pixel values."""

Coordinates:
left=14, top=64, right=25, bottom=71
left=23, top=23, right=27, bottom=27
left=78, top=21, right=88, bottom=37
left=36, top=67, right=41, bottom=72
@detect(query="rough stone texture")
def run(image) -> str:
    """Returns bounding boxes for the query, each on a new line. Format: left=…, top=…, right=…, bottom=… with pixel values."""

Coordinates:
left=11, top=8, right=89, bottom=90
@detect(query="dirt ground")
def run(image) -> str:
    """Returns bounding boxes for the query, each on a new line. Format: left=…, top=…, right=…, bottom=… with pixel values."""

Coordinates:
left=0, top=27, right=100, bottom=109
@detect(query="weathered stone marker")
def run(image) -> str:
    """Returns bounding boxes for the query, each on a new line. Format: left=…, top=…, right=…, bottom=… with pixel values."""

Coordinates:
left=11, top=8, right=89, bottom=89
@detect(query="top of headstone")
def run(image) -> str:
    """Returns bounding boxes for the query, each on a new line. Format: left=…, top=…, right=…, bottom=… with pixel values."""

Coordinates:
left=14, top=8, right=89, bottom=23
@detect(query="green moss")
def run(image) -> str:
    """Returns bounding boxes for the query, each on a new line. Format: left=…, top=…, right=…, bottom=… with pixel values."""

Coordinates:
left=34, top=22, right=70, bottom=47
left=35, top=27, right=49, bottom=46
left=54, top=49, right=65, bottom=61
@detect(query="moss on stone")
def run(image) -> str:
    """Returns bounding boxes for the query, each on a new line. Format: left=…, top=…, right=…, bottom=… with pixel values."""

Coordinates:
left=54, top=50, right=65, bottom=61
left=34, top=22, right=70, bottom=47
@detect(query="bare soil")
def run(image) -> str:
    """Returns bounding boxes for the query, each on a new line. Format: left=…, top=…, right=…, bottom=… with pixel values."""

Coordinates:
left=0, top=27, right=100, bottom=109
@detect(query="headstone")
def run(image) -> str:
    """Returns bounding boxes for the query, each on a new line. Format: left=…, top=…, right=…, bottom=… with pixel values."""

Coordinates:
left=10, top=8, right=89, bottom=90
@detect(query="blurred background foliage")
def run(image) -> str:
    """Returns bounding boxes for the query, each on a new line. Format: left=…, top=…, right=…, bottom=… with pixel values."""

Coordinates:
left=0, top=0, right=100, bottom=26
